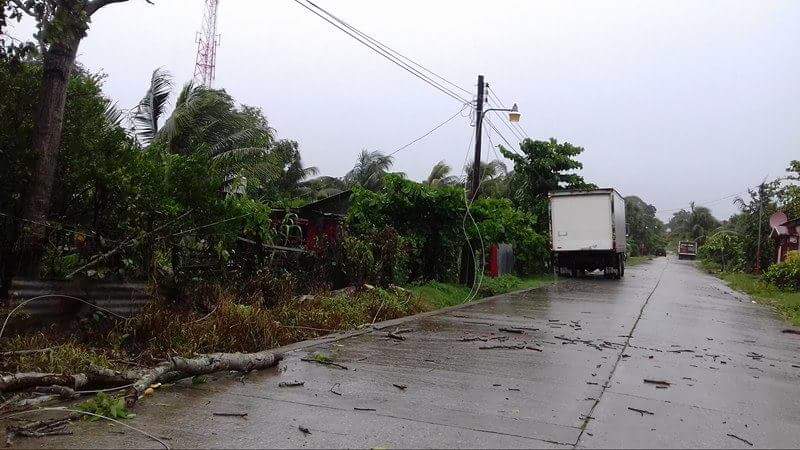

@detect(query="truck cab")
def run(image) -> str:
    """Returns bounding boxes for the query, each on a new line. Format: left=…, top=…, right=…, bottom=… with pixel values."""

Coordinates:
left=677, top=241, right=698, bottom=260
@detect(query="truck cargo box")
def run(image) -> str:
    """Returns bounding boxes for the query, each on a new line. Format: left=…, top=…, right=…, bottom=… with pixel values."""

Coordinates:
left=549, top=188, right=627, bottom=279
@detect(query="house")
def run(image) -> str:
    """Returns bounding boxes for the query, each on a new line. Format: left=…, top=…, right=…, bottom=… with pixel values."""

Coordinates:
left=769, top=211, right=800, bottom=262
left=297, top=190, right=352, bottom=252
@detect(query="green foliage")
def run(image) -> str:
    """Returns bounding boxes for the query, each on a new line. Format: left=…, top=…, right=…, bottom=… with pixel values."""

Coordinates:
left=343, top=150, right=395, bottom=191
left=667, top=203, right=720, bottom=244
left=347, top=176, right=549, bottom=282
left=698, top=231, right=746, bottom=272
left=78, top=393, right=136, bottom=420
left=348, top=176, right=466, bottom=282
left=469, top=198, right=548, bottom=274
left=625, top=196, right=667, bottom=256
left=764, top=251, right=800, bottom=291
left=406, top=275, right=556, bottom=309
left=718, top=271, right=800, bottom=326
left=477, top=275, right=524, bottom=297
left=500, top=138, right=595, bottom=233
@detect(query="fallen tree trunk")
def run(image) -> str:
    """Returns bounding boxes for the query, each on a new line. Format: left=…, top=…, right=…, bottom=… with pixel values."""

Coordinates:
left=0, top=365, right=139, bottom=393
left=1, top=350, right=282, bottom=403
left=127, top=350, right=283, bottom=405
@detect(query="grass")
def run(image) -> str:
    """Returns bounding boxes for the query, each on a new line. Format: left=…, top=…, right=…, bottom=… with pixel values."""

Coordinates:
left=715, top=271, right=800, bottom=327
left=627, top=255, right=656, bottom=266
left=407, top=274, right=556, bottom=310
left=2, top=275, right=556, bottom=375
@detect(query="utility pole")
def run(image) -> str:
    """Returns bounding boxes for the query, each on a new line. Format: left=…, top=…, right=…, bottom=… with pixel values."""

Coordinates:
left=754, top=182, right=765, bottom=274
left=470, top=75, right=485, bottom=200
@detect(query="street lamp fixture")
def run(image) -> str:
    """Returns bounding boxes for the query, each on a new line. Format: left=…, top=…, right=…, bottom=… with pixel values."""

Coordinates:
left=508, top=103, right=521, bottom=123
left=481, top=103, right=522, bottom=124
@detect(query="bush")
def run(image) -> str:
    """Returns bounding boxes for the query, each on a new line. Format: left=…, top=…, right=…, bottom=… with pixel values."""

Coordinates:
left=478, top=275, right=523, bottom=297
left=347, top=177, right=550, bottom=282
left=764, top=251, right=800, bottom=291
left=698, top=232, right=745, bottom=272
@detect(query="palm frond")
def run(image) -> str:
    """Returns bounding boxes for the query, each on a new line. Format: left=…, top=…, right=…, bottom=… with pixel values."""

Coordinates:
left=132, top=68, right=173, bottom=146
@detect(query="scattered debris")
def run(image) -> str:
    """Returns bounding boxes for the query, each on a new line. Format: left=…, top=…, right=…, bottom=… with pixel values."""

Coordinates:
left=726, top=433, right=753, bottom=446
left=392, top=384, right=408, bottom=390
left=299, top=425, right=311, bottom=434
left=329, top=383, right=342, bottom=396
left=4, top=415, right=77, bottom=446
left=643, top=379, right=671, bottom=387
left=459, top=336, right=488, bottom=342
left=746, top=352, right=764, bottom=361
left=278, top=381, right=305, bottom=388
left=507, top=387, right=520, bottom=391
left=301, top=356, right=348, bottom=370
left=498, top=327, right=524, bottom=334
left=354, top=407, right=376, bottom=411
left=627, top=407, right=654, bottom=416
left=387, top=332, right=406, bottom=341
left=478, top=344, right=524, bottom=350
left=667, top=349, right=695, bottom=353
left=781, top=329, right=800, bottom=335
left=213, top=412, right=248, bottom=417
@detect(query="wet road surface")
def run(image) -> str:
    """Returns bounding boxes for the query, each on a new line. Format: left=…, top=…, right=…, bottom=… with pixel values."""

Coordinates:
left=13, top=256, right=800, bottom=448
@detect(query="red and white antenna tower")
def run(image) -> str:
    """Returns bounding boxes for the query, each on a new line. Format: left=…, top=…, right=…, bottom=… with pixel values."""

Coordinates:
left=193, top=0, right=220, bottom=87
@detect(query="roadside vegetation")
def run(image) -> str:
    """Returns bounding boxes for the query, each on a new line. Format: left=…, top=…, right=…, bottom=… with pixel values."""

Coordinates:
left=675, top=161, right=800, bottom=323
left=627, top=255, right=656, bottom=266
left=407, top=275, right=556, bottom=310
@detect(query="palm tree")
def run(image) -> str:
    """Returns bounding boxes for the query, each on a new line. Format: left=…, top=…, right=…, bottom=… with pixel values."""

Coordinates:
left=131, top=69, right=279, bottom=187
left=267, top=139, right=319, bottom=198
left=425, top=160, right=458, bottom=187
left=301, top=176, right=348, bottom=200
left=464, top=159, right=508, bottom=197
left=343, top=150, right=394, bottom=191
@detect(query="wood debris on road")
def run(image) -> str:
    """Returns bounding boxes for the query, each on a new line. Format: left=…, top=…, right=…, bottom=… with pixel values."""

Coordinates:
left=627, top=407, right=654, bottom=416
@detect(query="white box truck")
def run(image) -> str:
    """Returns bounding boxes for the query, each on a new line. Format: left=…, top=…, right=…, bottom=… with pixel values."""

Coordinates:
left=549, top=188, right=627, bottom=279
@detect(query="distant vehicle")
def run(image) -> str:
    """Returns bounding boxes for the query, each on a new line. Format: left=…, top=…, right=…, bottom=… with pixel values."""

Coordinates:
left=677, top=241, right=698, bottom=260
left=549, top=188, right=627, bottom=279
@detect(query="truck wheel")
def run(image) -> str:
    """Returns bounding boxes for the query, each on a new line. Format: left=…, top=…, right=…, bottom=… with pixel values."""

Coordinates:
left=619, top=259, right=625, bottom=278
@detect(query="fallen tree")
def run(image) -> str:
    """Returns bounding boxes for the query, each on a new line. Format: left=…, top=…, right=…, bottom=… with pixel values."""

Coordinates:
left=0, top=350, right=283, bottom=407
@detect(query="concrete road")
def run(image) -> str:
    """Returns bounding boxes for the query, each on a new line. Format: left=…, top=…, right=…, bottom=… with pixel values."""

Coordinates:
left=13, top=257, right=800, bottom=448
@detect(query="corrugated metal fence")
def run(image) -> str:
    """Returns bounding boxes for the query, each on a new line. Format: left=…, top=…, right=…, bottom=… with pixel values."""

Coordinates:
left=8, top=278, right=153, bottom=320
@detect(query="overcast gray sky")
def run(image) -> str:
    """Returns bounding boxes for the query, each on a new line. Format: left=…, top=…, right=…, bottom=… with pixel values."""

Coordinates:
left=10, top=0, right=800, bottom=221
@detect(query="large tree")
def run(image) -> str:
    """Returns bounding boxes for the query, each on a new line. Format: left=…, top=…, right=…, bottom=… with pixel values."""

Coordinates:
left=668, top=203, right=720, bottom=244
left=343, top=150, right=395, bottom=191
left=3, top=0, right=143, bottom=275
left=625, top=196, right=666, bottom=255
left=131, top=69, right=279, bottom=189
left=500, top=138, right=594, bottom=231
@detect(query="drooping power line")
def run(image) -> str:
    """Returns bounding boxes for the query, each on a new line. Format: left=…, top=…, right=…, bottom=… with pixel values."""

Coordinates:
left=304, top=0, right=473, bottom=98
left=291, top=0, right=470, bottom=105
left=387, top=104, right=471, bottom=156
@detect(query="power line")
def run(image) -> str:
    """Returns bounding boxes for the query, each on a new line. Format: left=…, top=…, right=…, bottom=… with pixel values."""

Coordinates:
left=484, top=125, right=504, bottom=162
left=483, top=117, right=517, bottom=150
left=387, top=104, right=471, bottom=156
left=487, top=107, right=525, bottom=142
left=659, top=191, right=750, bottom=214
left=304, top=0, right=473, bottom=98
left=291, top=0, right=470, bottom=105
